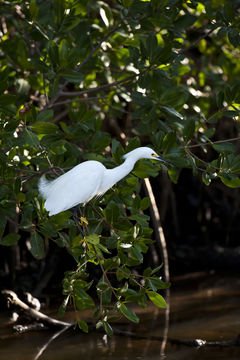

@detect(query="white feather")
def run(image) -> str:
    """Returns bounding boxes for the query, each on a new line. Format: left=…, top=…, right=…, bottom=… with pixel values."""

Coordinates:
left=38, top=147, right=171, bottom=216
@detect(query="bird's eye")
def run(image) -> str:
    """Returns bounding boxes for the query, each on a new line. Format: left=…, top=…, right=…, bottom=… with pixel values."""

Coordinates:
left=151, top=153, right=157, bottom=157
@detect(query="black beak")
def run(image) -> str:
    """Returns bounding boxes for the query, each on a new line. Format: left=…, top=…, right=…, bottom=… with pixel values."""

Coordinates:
left=156, top=156, right=175, bottom=166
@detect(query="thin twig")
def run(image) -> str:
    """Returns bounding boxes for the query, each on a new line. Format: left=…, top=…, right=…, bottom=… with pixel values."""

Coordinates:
left=34, top=326, right=70, bottom=360
left=183, top=136, right=240, bottom=150
left=49, top=96, right=107, bottom=108
left=75, top=20, right=123, bottom=73
left=92, top=245, right=119, bottom=300
left=178, top=28, right=215, bottom=54
left=47, top=20, right=124, bottom=109
left=58, top=75, right=136, bottom=97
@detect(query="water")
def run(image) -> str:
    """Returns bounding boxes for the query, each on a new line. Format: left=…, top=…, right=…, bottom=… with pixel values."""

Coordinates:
left=1, top=274, right=240, bottom=360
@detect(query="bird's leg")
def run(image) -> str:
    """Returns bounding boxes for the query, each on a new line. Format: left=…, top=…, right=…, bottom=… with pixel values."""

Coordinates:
left=73, top=206, right=85, bottom=238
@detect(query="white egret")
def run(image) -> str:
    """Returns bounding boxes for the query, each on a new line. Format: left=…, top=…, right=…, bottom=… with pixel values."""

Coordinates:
left=39, top=147, right=173, bottom=216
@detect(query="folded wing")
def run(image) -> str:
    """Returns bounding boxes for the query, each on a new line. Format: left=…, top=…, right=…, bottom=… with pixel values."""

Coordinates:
left=40, top=161, right=106, bottom=216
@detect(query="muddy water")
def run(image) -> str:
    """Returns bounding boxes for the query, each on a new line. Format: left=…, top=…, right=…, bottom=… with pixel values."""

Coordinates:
left=1, top=274, right=240, bottom=360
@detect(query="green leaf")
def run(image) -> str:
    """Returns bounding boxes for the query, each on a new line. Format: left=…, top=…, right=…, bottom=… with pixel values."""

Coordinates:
left=29, top=0, right=39, bottom=19
left=140, top=197, right=150, bottom=210
left=91, top=131, right=111, bottom=152
left=97, top=281, right=109, bottom=291
left=183, top=118, right=195, bottom=142
left=31, top=122, right=58, bottom=134
left=97, top=243, right=111, bottom=254
left=228, top=28, right=240, bottom=47
left=59, top=39, right=69, bottom=67
left=1, top=233, right=20, bottom=246
left=60, top=71, right=84, bottom=83
left=122, top=0, right=133, bottom=7
left=160, top=106, right=184, bottom=120
left=132, top=92, right=152, bottom=106
left=111, top=139, right=125, bottom=164
left=162, top=132, right=177, bottom=153
left=58, top=295, right=70, bottom=316
left=151, top=264, right=163, bottom=275
left=103, top=256, right=120, bottom=271
left=224, top=3, right=234, bottom=22
left=97, top=281, right=112, bottom=305
left=30, top=232, right=45, bottom=259
left=53, top=0, right=65, bottom=24
left=119, top=303, right=139, bottom=323
left=147, top=277, right=171, bottom=290
left=175, top=13, right=196, bottom=29
left=213, top=142, right=236, bottom=154
left=49, top=140, right=67, bottom=154
left=220, top=173, right=240, bottom=188
left=36, top=109, right=54, bottom=122
left=188, top=154, right=197, bottom=176
left=103, top=321, right=113, bottom=336
left=130, top=245, right=143, bottom=263
left=168, top=166, right=179, bottom=184
left=202, top=172, right=211, bottom=186
left=130, top=214, right=150, bottom=227
left=74, top=288, right=95, bottom=310
left=216, top=91, right=224, bottom=108
left=40, top=222, right=57, bottom=238
left=133, top=160, right=159, bottom=178
left=147, top=291, right=167, bottom=308
left=77, top=319, right=89, bottom=333
left=104, top=201, right=121, bottom=224
left=0, top=94, right=16, bottom=107
left=85, top=234, right=100, bottom=245
left=24, top=128, right=40, bottom=147
left=146, top=33, right=158, bottom=62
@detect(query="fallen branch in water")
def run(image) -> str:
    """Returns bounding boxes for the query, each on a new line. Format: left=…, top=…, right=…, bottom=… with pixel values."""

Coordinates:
left=2, top=290, right=72, bottom=330
left=112, top=328, right=240, bottom=348
left=2, top=290, right=240, bottom=348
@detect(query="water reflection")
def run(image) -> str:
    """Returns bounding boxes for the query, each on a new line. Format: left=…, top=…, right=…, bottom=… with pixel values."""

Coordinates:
left=1, top=275, right=240, bottom=360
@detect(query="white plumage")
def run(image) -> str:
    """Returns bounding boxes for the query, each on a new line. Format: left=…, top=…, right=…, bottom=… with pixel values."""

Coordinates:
left=39, top=147, right=172, bottom=216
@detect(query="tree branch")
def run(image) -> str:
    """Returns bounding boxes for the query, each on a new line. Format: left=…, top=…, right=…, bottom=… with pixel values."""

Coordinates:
left=112, top=328, right=240, bottom=347
left=2, top=290, right=72, bottom=329
left=49, top=96, right=107, bottom=108
left=46, top=20, right=124, bottom=109
left=58, top=74, right=137, bottom=98
left=178, top=28, right=215, bottom=54
left=143, top=178, right=170, bottom=283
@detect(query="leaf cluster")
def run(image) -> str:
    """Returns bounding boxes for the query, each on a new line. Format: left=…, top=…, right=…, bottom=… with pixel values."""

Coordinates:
left=1, top=0, right=240, bottom=333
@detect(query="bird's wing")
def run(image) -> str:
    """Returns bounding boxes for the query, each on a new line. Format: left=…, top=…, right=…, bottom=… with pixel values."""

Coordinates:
left=44, top=161, right=105, bottom=215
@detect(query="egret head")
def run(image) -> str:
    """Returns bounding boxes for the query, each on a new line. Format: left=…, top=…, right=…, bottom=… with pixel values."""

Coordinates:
left=123, top=147, right=174, bottom=165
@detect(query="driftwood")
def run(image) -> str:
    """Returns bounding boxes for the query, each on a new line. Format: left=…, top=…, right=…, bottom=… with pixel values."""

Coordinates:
left=1, top=290, right=72, bottom=330
left=2, top=290, right=240, bottom=349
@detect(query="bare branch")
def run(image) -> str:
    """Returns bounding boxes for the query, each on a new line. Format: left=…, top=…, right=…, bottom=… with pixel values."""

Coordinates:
left=182, top=136, right=240, bottom=150
left=49, top=96, right=107, bottom=108
left=46, top=20, right=124, bottom=108
left=75, top=20, right=123, bottom=73
left=178, top=28, right=215, bottom=55
left=143, top=178, right=170, bottom=283
left=2, top=290, right=72, bottom=328
left=58, top=74, right=137, bottom=98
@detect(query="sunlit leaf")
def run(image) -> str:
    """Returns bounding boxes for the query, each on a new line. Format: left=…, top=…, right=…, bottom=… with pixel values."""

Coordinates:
left=147, top=291, right=167, bottom=308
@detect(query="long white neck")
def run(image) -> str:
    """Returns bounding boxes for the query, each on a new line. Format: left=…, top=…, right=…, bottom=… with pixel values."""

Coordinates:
left=101, top=157, right=137, bottom=193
